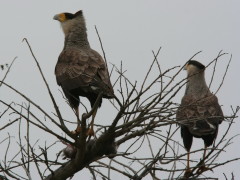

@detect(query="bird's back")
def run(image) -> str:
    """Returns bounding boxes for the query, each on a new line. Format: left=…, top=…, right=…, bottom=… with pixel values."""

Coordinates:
left=176, top=93, right=223, bottom=137
left=55, top=47, right=114, bottom=99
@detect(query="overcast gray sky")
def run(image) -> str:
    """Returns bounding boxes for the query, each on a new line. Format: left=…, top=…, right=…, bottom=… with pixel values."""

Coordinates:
left=0, top=0, right=240, bottom=179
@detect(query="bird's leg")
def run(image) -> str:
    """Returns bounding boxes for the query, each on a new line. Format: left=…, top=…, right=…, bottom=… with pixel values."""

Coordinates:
left=184, top=151, right=192, bottom=178
left=203, top=145, right=207, bottom=160
left=71, top=107, right=82, bottom=135
left=197, top=145, right=213, bottom=174
left=87, top=108, right=97, bottom=137
left=87, top=93, right=102, bottom=138
left=73, top=107, right=79, bottom=123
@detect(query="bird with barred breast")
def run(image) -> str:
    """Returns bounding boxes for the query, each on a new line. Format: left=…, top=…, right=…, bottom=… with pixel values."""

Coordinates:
left=176, top=60, right=223, bottom=178
left=53, top=10, right=114, bottom=137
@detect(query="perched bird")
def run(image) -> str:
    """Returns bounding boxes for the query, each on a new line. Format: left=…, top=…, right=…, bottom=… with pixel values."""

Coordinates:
left=176, top=60, right=223, bottom=177
left=53, top=10, right=114, bottom=136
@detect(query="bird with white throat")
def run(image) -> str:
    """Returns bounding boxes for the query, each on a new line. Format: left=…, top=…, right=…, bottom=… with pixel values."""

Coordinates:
left=53, top=10, right=114, bottom=137
left=176, top=60, right=223, bottom=177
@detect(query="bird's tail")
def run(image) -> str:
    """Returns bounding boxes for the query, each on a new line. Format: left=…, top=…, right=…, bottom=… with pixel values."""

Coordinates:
left=189, top=119, right=216, bottom=136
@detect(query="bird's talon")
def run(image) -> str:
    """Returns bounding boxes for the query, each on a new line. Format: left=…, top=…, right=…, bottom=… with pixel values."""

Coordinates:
left=71, top=126, right=82, bottom=135
left=184, top=169, right=193, bottom=178
left=197, top=165, right=212, bottom=174
left=87, top=128, right=94, bottom=137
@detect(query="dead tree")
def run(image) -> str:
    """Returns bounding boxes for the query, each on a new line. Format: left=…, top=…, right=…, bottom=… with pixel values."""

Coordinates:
left=0, top=39, right=239, bottom=180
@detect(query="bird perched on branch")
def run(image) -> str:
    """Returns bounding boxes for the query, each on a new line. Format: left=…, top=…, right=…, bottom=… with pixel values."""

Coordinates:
left=176, top=60, right=223, bottom=177
left=53, top=10, right=114, bottom=136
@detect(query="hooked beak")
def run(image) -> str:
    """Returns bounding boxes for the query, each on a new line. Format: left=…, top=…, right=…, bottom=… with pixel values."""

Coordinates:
left=183, top=64, right=188, bottom=70
left=53, top=13, right=66, bottom=22
left=53, top=14, right=59, bottom=20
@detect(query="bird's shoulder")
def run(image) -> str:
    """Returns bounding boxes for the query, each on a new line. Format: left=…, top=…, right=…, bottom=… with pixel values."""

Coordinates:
left=180, top=93, right=219, bottom=106
left=55, top=48, right=114, bottom=96
left=55, top=48, right=106, bottom=77
left=176, top=93, right=223, bottom=121
left=57, top=48, right=105, bottom=65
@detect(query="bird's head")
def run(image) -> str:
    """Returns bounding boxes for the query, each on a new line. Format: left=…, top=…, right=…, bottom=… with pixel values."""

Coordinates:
left=184, top=60, right=205, bottom=75
left=53, top=10, right=84, bottom=35
left=53, top=10, right=83, bottom=22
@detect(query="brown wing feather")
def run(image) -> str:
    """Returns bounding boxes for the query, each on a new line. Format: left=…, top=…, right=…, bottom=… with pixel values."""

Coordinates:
left=55, top=48, right=114, bottom=98
left=176, top=94, right=223, bottom=136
